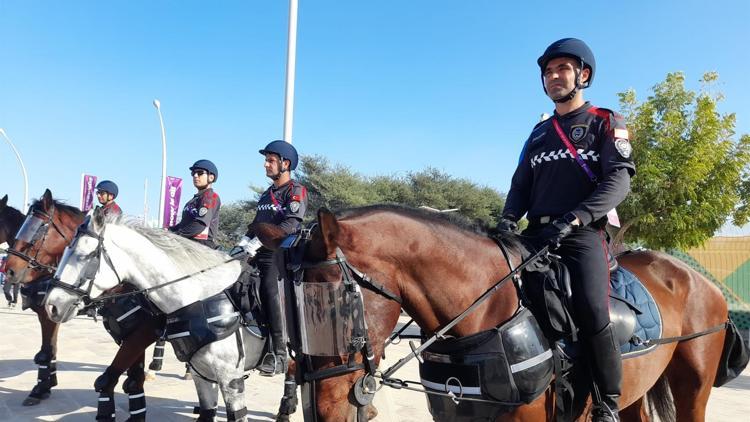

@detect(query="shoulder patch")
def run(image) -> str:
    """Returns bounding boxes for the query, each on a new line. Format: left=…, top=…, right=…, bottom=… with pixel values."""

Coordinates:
left=615, top=138, right=632, bottom=158
left=290, top=201, right=301, bottom=213
left=198, top=207, right=208, bottom=217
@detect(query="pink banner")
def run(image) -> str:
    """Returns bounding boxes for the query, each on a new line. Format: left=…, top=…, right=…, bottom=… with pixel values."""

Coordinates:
left=163, top=176, right=183, bottom=228
left=81, top=174, right=98, bottom=212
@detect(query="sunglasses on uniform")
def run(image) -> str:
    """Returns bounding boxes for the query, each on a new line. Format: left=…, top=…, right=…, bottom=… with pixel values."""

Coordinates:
left=96, top=190, right=110, bottom=196
left=191, top=170, right=207, bottom=177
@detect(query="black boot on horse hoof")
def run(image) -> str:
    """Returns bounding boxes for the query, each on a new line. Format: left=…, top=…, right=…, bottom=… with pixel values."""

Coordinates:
left=194, top=406, right=217, bottom=422
left=22, top=393, right=46, bottom=406
left=258, top=353, right=285, bottom=377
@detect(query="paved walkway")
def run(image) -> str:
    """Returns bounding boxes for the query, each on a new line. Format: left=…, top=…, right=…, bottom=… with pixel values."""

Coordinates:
left=1, top=306, right=748, bottom=421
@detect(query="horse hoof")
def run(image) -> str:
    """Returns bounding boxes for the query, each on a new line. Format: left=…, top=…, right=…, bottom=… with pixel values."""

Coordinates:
left=145, top=370, right=157, bottom=381
left=22, top=395, right=46, bottom=406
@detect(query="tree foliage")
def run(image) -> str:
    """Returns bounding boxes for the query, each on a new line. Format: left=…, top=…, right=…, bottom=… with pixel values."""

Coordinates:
left=616, top=72, right=750, bottom=249
left=295, top=155, right=506, bottom=226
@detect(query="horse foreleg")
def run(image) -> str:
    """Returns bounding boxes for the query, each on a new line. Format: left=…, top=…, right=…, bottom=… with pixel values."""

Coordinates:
left=22, top=307, right=60, bottom=406
left=192, top=374, right=219, bottom=421
left=276, top=360, right=298, bottom=422
left=219, top=373, right=248, bottom=422
left=122, top=353, right=147, bottom=422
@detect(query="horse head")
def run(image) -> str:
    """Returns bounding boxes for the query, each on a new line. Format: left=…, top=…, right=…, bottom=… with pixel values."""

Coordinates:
left=44, top=212, right=119, bottom=323
left=5, top=189, right=84, bottom=284
left=0, top=194, right=25, bottom=248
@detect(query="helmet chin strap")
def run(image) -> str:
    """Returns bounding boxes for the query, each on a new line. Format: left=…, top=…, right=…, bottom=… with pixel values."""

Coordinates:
left=270, top=160, right=290, bottom=181
left=552, top=67, right=582, bottom=103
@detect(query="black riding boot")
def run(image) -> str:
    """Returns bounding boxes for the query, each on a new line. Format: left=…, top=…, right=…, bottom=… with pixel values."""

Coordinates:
left=259, top=278, right=287, bottom=376
left=588, top=323, right=622, bottom=422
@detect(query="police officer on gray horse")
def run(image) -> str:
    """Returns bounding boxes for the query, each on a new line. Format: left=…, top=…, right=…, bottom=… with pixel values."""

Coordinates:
left=232, top=140, right=307, bottom=376
left=499, top=38, right=635, bottom=422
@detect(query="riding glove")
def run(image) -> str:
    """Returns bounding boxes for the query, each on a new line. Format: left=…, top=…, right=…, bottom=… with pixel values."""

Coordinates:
left=229, top=236, right=263, bottom=258
left=539, top=213, right=577, bottom=249
left=496, top=216, right=519, bottom=234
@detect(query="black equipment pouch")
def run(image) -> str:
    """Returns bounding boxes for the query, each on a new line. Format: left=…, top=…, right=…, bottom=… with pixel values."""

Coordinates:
left=99, top=294, right=149, bottom=344
left=714, top=318, right=749, bottom=387
left=521, top=256, right=577, bottom=341
left=419, top=308, right=554, bottom=420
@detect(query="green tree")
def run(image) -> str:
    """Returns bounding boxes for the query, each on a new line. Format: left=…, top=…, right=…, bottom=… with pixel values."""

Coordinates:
left=297, top=155, right=506, bottom=226
left=217, top=200, right=256, bottom=248
left=615, top=72, right=750, bottom=249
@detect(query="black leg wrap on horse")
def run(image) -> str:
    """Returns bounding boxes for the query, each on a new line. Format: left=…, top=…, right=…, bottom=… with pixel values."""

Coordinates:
left=29, top=354, right=57, bottom=399
left=149, top=340, right=166, bottom=371
left=278, top=380, right=298, bottom=416
left=588, top=323, right=622, bottom=422
left=96, top=392, right=117, bottom=421
left=226, top=407, right=248, bottom=421
left=193, top=406, right=217, bottom=422
left=123, top=377, right=146, bottom=421
left=94, top=367, right=122, bottom=393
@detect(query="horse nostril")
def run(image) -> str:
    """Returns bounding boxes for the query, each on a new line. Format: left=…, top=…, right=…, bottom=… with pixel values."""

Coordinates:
left=6, top=269, right=14, bottom=278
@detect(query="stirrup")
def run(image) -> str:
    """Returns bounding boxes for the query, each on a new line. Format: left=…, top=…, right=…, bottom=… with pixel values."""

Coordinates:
left=258, top=353, right=283, bottom=376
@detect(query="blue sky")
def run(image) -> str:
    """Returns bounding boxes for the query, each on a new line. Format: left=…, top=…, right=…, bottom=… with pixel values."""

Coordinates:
left=1, top=1, right=748, bottom=226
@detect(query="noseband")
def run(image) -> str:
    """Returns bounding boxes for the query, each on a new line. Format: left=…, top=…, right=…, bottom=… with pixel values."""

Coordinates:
left=6, top=208, right=69, bottom=275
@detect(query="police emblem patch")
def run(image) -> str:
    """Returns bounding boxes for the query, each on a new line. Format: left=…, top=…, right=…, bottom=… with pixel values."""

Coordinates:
left=615, top=138, right=632, bottom=158
left=290, top=201, right=300, bottom=213
left=570, top=125, right=587, bottom=142
left=198, top=207, right=208, bottom=217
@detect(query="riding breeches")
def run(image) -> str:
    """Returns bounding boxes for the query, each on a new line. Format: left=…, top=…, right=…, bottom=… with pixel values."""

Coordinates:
left=525, top=225, right=612, bottom=336
left=254, top=250, right=287, bottom=356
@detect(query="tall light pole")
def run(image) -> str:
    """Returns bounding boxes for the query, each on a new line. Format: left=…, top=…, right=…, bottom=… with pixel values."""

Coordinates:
left=153, top=99, right=167, bottom=228
left=0, top=128, right=29, bottom=211
left=282, top=0, right=299, bottom=144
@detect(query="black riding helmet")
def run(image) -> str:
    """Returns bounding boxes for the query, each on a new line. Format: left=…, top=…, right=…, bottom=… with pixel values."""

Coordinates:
left=537, top=38, right=596, bottom=103
left=259, top=140, right=299, bottom=171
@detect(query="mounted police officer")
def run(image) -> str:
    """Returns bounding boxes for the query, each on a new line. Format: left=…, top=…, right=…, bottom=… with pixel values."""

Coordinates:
left=499, top=38, right=635, bottom=422
left=232, top=140, right=307, bottom=376
left=169, top=159, right=222, bottom=249
left=162, top=159, right=221, bottom=380
left=95, top=180, right=122, bottom=219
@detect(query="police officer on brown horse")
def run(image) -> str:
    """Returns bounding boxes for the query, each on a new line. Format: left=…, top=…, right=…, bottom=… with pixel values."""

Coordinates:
left=499, top=38, right=635, bottom=422
left=232, top=140, right=307, bottom=376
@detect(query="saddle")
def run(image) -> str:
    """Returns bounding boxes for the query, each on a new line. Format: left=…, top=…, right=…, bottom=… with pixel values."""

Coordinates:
left=164, top=264, right=268, bottom=363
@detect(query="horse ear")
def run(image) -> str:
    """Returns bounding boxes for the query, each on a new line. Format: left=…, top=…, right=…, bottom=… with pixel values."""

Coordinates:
left=317, top=208, right=340, bottom=256
left=0, top=194, right=7, bottom=210
left=42, top=189, right=54, bottom=212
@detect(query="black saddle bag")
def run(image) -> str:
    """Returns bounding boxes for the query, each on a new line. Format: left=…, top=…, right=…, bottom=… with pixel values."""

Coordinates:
left=419, top=307, right=553, bottom=421
left=521, top=256, right=577, bottom=341
left=714, top=318, right=750, bottom=387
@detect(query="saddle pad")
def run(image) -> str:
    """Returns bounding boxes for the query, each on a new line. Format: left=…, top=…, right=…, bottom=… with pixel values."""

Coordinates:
left=610, top=267, right=662, bottom=356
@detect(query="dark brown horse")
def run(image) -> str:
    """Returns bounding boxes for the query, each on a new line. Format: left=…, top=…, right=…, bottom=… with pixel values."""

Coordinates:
left=256, top=205, right=729, bottom=422
left=3, top=190, right=160, bottom=420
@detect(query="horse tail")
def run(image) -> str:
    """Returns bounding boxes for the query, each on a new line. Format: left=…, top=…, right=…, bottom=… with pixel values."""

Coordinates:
left=646, top=374, right=675, bottom=422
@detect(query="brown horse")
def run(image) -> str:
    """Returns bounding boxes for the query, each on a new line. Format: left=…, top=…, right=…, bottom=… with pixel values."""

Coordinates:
left=255, top=204, right=729, bottom=422
left=3, top=190, right=160, bottom=420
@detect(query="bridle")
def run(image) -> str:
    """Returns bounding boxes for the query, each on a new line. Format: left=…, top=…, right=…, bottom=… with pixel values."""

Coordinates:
left=48, top=222, right=123, bottom=307
left=282, top=225, right=402, bottom=421
left=6, top=207, right=70, bottom=276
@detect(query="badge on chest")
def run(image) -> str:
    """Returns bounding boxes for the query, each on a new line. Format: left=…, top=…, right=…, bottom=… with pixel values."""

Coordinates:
left=569, top=125, right=588, bottom=142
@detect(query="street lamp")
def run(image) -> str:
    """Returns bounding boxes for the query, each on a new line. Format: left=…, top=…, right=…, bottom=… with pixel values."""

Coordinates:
left=0, top=128, right=29, bottom=211
left=153, top=99, right=167, bottom=228
left=282, top=0, right=299, bottom=144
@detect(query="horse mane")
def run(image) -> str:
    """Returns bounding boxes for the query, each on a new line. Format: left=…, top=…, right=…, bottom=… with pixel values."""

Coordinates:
left=335, top=204, right=524, bottom=255
left=107, top=217, right=228, bottom=273
left=31, top=198, right=84, bottom=219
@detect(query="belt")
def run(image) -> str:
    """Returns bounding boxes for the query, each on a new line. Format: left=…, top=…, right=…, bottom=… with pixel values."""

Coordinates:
left=527, top=215, right=559, bottom=226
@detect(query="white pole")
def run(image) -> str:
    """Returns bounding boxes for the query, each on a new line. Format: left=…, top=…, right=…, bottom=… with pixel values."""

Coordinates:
left=153, top=99, right=167, bottom=228
left=143, top=178, right=149, bottom=227
left=0, top=128, right=30, bottom=211
left=282, top=0, right=299, bottom=144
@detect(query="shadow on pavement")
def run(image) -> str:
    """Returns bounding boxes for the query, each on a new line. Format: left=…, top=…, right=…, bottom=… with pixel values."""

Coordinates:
left=0, top=360, right=108, bottom=379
